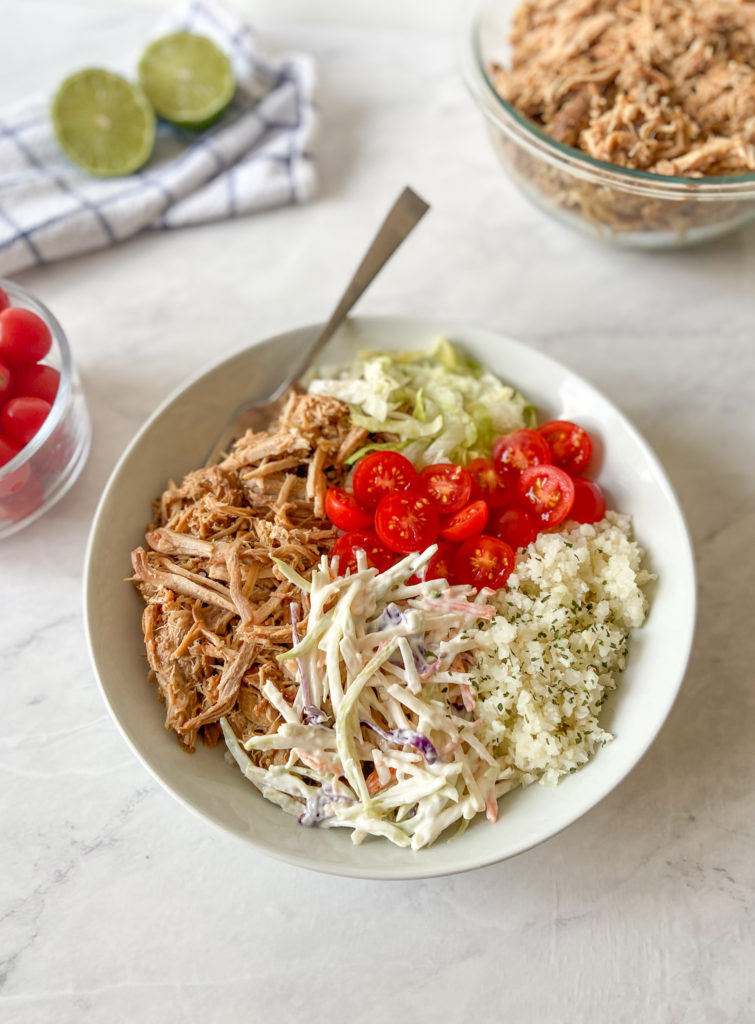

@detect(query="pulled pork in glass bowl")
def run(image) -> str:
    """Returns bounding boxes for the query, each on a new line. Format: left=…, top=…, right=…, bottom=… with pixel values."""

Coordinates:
left=462, top=0, right=755, bottom=247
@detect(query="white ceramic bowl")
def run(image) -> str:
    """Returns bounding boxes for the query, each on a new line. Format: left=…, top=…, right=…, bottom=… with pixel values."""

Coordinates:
left=84, top=316, right=695, bottom=879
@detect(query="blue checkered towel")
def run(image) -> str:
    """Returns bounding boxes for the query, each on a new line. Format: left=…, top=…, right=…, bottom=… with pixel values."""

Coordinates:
left=0, top=0, right=317, bottom=276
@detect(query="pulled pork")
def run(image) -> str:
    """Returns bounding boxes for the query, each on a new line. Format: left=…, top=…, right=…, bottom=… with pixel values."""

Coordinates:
left=131, top=392, right=366, bottom=754
left=493, top=0, right=755, bottom=176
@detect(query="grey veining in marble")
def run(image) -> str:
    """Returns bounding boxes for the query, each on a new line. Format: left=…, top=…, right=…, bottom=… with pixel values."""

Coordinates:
left=1, top=2, right=753, bottom=1022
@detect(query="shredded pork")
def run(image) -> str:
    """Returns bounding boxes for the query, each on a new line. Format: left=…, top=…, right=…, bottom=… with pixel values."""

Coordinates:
left=131, top=392, right=355, bottom=754
left=494, top=0, right=755, bottom=176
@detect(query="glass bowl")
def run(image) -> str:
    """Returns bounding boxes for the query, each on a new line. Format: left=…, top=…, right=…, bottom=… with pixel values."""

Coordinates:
left=462, top=0, right=755, bottom=248
left=0, top=280, right=91, bottom=538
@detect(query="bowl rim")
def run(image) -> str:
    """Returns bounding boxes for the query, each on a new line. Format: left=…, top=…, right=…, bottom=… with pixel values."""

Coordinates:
left=461, top=0, right=755, bottom=196
left=0, top=278, right=74, bottom=477
left=84, top=314, right=697, bottom=879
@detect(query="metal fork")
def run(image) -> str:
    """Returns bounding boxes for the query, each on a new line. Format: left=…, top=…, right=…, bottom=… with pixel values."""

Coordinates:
left=203, top=186, right=430, bottom=466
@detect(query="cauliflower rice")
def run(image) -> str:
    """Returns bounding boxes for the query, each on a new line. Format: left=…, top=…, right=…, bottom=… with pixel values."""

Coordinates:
left=467, top=512, right=651, bottom=787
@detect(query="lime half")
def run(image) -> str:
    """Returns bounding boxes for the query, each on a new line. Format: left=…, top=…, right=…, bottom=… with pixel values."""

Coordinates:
left=138, top=32, right=235, bottom=129
left=51, top=69, right=156, bottom=177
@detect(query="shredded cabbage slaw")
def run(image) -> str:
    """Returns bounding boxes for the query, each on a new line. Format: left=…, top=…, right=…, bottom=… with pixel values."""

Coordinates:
left=221, top=546, right=518, bottom=850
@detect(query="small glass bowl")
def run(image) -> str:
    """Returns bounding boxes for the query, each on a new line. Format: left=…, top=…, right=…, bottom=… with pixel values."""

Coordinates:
left=0, top=280, right=91, bottom=538
left=462, top=0, right=755, bottom=248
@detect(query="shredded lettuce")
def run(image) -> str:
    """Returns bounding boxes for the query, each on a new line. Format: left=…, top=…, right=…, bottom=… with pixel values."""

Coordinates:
left=307, top=338, right=535, bottom=467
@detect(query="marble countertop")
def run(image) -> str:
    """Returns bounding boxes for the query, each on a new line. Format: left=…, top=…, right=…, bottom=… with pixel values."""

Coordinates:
left=2, top=3, right=754, bottom=1022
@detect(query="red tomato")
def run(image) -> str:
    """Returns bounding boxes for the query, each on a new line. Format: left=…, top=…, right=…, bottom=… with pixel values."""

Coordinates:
left=489, top=506, right=539, bottom=549
left=467, top=457, right=515, bottom=508
left=517, top=464, right=575, bottom=527
left=0, top=360, right=11, bottom=401
left=12, top=363, right=60, bottom=404
left=324, top=486, right=373, bottom=531
left=493, top=429, right=551, bottom=482
left=352, top=450, right=417, bottom=510
left=0, top=436, right=20, bottom=467
left=455, top=535, right=515, bottom=590
left=569, top=478, right=606, bottom=524
left=418, top=463, right=471, bottom=513
left=538, top=420, right=593, bottom=476
left=0, top=308, right=52, bottom=366
left=0, top=435, right=28, bottom=499
left=0, top=472, right=44, bottom=522
left=439, top=499, right=488, bottom=542
left=1, top=397, right=51, bottom=448
left=0, top=287, right=9, bottom=313
left=410, top=541, right=459, bottom=584
left=333, top=529, right=395, bottom=575
left=375, top=489, right=440, bottom=554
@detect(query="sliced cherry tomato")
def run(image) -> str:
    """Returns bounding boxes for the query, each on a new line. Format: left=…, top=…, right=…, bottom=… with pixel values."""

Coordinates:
left=517, top=464, right=575, bottom=528
left=324, top=486, right=373, bottom=531
left=493, top=429, right=551, bottom=483
left=374, top=489, right=439, bottom=554
left=0, top=287, right=10, bottom=313
left=0, top=472, right=44, bottom=522
left=1, top=397, right=51, bottom=448
left=489, top=506, right=539, bottom=549
left=12, top=363, right=60, bottom=404
left=409, top=540, right=459, bottom=585
left=538, top=420, right=593, bottom=476
left=352, top=450, right=417, bottom=510
left=455, top=535, right=515, bottom=590
left=418, top=463, right=472, bottom=514
left=467, top=457, right=515, bottom=508
left=569, top=478, right=606, bottom=524
left=0, top=308, right=52, bottom=366
left=333, top=529, right=395, bottom=575
left=0, top=360, right=11, bottom=401
left=439, top=499, right=488, bottom=542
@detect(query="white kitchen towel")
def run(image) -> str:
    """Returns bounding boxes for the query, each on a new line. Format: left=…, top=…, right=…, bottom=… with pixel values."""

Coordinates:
left=0, top=0, right=317, bottom=276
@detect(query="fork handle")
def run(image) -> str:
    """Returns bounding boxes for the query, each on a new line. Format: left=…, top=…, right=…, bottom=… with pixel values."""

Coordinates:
left=270, top=186, right=430, bottom=398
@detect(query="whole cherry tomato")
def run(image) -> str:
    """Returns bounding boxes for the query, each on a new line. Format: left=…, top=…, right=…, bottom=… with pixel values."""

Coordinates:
left=0, top=308, right=52, bottom=366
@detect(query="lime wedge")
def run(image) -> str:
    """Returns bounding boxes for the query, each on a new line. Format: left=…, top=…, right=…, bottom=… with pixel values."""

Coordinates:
left=138, top=32, right=235, bottom=129
left=51, top=69, right=156, bottom=177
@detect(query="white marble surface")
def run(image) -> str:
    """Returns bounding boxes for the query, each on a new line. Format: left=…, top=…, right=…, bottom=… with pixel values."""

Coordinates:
left=2, top=3, right=754, bottom=1022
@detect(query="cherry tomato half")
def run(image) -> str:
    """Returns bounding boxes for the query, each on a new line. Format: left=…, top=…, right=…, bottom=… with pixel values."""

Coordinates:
left=439, top=499, right=488, bottom=542
left=538, top=420, right=593, bottom=476
left=375, top=489, right=439, bottom=555
left=1, top=397, right=51, bottom=448
left=410, top=540, right=459, bottom=585
left=12, top=364, right=60, bottom=405
left=467, top=457, right=515, bottom=508
left=418, top=463, right=472, bottom=514
left=0, top=435, right=28, bottom=498
left=333, top=529, right=395, bottom=575
left=455, top=535, right=515, bottom=590
left=0, top=288, right=10, bottom=313
left=0, top=308, right=52, bottom=367
left=493, top=429, right=551, bottom=482
left=517, top=464, right=575, bottom=528
left=489, top=506, right=539, bottom=550
left=0, top=436, right=20, bottom=468
left=569, top=478, right=606, bottom=524
left=352, top=450, right=417, bottom=510
left=0, top=360, right=11, bottom=401
left=324, top=486, right=373, bottom=531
